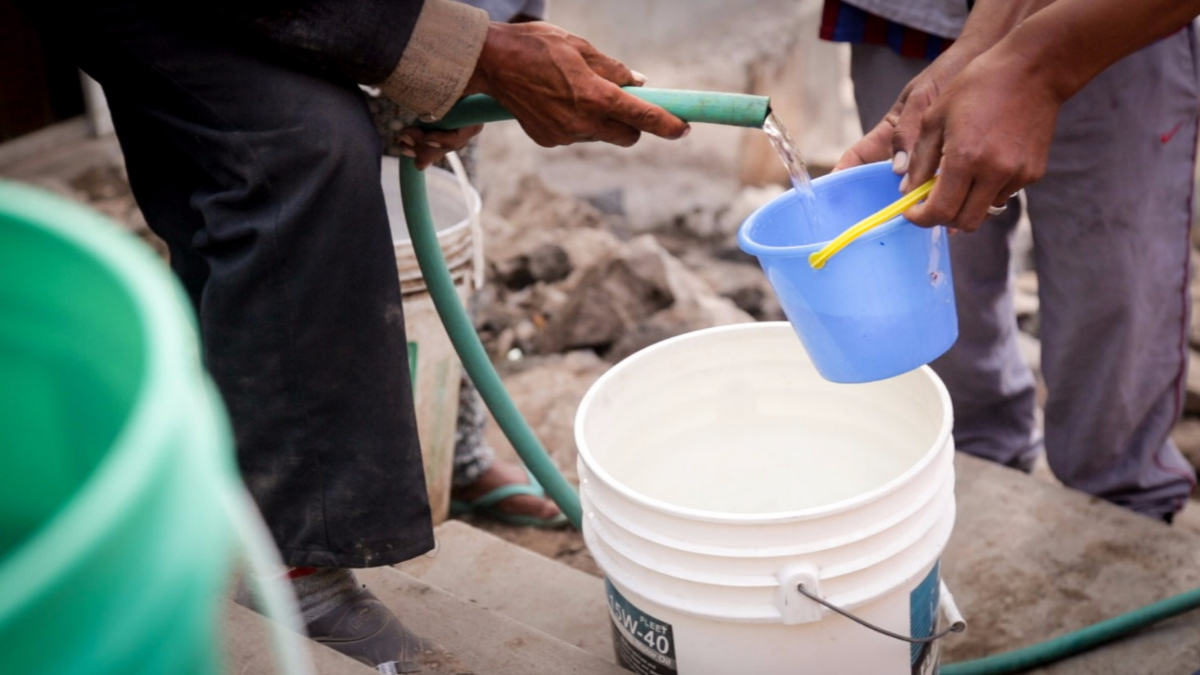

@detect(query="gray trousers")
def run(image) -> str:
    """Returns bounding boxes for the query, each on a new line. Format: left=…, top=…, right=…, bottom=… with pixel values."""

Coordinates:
left=850, top=35, right=1200, bottom=517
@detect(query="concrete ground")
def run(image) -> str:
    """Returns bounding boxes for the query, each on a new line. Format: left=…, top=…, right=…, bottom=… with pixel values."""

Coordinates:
left=411, top=454, right=1200, bottom=675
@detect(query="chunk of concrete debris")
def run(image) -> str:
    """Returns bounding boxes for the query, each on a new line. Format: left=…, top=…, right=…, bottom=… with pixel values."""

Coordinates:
left=541, top=235, right=754, bottom=359
left=541, top=235, right=676, bottom=352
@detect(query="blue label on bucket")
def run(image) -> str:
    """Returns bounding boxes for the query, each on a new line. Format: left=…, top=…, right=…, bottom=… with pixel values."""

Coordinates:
left=910, top=562, right=941, bottom=674
left=605, top=578, right=678, bottom=675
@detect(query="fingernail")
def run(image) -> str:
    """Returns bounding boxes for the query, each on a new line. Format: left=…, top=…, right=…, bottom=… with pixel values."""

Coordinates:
left=631, top=70, right=648, bottom=86
left=899, top=174, right=910, bottom=193
left=681, top=125, right=691, bottom=138
left=398, top=134, right=415, bottom=147
left=400, top=148, right=417, bottom=158
left=427, top=141, right=442, bottom=149
left=892, top=151, right=908, bottom=173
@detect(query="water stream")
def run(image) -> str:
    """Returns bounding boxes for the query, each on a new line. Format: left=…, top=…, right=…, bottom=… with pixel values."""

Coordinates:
left=762, top=112, right=822, bottom=243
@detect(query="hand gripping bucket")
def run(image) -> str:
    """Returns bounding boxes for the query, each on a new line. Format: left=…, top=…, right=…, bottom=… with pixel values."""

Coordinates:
left=737, top=162, right=958, bottom=383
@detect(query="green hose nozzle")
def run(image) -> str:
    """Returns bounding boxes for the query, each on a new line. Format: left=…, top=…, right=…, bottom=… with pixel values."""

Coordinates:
left=428, top=88, right=771, bottom=131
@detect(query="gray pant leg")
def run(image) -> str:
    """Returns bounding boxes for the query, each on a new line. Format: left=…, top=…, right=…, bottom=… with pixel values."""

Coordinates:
left=851, top=44, right=1041, bottom=470
left=850, top=43, right=925, bottom=129
left=1027, top=29, right=1199, bottom=516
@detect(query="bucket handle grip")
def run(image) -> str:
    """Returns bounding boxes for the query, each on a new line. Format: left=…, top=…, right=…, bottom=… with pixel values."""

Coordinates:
left=794, top=581, right=967, bottom=644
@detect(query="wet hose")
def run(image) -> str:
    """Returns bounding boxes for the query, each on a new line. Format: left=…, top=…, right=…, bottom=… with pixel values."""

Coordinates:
left=401, top=87, right=1200, bottom=675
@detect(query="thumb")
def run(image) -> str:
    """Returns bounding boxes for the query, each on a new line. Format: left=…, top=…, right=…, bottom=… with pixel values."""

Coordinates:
left=890, top=98, right=927, bottom=175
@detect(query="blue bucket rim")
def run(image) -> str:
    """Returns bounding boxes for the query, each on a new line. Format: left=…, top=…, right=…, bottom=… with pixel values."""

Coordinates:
left=737, top=161, right=915, bottom=258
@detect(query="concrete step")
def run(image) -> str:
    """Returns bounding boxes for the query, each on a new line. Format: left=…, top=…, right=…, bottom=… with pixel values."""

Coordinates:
left=945, top=454, right=1200, bottom=674
left=404, top=457, right=1200, bottom=675
left=398, top=520, right=613, bottom=661
left=224, top=453, right=1200, bottom=675
left=221, top=602, right=378, bottom=675
left=357, top=566, right=626, bottom=675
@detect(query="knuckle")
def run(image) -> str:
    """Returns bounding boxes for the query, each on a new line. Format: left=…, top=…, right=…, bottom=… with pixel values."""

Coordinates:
left=926, top=204, right=955, bottom=225
left=562, top=119, right=589, bottom=138
left=599, top=87, right=624, bottom=109
left=631, top=106, right=661, bottom=130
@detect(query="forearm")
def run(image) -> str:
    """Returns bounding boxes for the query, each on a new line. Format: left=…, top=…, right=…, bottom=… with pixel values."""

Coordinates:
left=992, top=0, right=1200, bottom=103
left=954, top=0, right=1056, bottom=54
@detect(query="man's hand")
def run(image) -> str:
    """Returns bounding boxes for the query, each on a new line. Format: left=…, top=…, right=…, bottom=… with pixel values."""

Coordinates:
left=463, top=22, right=690, bottom=148
left=395, top=125, right=484, bottom=170
left=835, top=46, right=976, bottom=174
left=903, top=49, right=1060, bottom=232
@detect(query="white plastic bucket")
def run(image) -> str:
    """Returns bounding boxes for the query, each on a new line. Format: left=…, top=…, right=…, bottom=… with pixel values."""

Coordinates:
left=575, top=322, right=957, bottom=675
left=382, top=155, right=482, bottom=524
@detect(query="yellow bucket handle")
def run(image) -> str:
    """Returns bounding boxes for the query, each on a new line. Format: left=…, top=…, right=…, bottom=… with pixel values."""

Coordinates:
left=808, top=178, right=936, bottom=270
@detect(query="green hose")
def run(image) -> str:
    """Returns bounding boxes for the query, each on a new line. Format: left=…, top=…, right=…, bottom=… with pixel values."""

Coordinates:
left=941, top=585, right=1200, bottom=675
left=431, top=88, right=772, bottom=131
left=402, top=88, right=1200, bottom=674
left=400, top=158, right=583, bottom=527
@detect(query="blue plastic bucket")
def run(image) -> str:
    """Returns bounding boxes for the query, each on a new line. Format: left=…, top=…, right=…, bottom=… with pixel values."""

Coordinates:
left=737, top=162, right=957, bottom=383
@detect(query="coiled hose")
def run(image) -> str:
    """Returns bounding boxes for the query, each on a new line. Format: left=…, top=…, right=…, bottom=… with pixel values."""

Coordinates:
left=401, top=88, right=1200, bottom=675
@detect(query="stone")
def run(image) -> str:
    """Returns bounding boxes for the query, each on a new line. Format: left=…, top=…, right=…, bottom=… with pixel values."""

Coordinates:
left=663, top=184, right=786, bottom=244
left=494, top=242, right=573, bottom=291
left=494, top=174, right=609, bottom=234
left=539, top=234, right=755, bottom=357
left=606, top=242, right=755, bottom=361
left=683, top=250, right=783, bottom=321
left=526, top=243, right=573, bottom=284
left=541, top=235, right=677, bottom=352
left=584, top=188, right=625, bottom=217
left=718, top=184, right=787, bottom=237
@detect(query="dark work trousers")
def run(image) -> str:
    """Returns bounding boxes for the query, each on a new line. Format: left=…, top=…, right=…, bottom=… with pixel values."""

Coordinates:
left=52, top=3, right=434, bottom=567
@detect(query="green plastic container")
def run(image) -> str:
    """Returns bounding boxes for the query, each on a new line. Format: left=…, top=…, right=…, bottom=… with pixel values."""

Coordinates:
left=0, top=181, right=240, bottom=674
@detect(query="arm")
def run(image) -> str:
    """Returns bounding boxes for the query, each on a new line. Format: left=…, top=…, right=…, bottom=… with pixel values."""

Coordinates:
left=904, top=0, right=1200, bottom=230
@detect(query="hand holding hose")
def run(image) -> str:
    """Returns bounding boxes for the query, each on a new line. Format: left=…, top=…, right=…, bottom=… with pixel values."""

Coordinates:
left=461, top=22, right=691, bottom=148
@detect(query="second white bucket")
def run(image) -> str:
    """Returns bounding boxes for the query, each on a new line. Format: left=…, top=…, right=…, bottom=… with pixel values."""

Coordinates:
left=382, top=155, right=482, bottom=524
left=575, top=322, right=959, bottom=675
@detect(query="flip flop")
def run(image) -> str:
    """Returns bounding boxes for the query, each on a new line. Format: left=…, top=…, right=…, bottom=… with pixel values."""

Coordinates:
left=450, top=468, right=569, bottom=529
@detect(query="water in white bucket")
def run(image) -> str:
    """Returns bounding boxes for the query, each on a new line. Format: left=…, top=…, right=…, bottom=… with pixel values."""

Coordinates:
left=603, top=416, right=925, bottom=514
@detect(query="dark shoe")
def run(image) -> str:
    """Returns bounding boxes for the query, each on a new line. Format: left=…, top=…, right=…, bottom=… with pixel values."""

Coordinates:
left=305, top=587, right=473, bottom=674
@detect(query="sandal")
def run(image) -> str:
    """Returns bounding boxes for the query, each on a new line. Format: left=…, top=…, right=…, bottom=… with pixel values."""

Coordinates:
left=450, top=468, right=569, bottom=529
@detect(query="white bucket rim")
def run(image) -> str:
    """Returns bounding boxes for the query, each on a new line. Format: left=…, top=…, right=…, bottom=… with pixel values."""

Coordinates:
left=574, top=322, right=954, bottom=525
left=385, top=161, right=482, bottom=247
